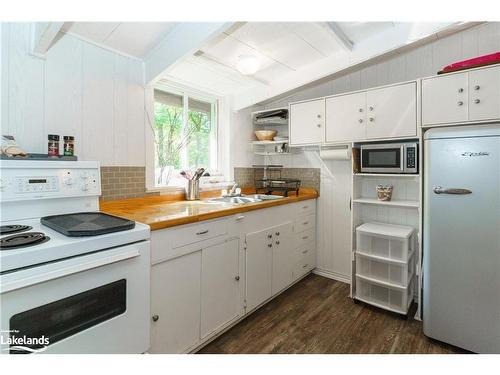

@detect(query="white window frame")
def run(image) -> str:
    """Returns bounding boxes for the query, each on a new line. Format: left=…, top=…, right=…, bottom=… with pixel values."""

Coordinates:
left=146, top=81, right=229, bottom=193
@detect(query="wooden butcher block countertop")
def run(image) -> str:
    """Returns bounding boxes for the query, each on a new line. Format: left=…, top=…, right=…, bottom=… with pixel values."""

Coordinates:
left=100, top=188, right=318, bottom=231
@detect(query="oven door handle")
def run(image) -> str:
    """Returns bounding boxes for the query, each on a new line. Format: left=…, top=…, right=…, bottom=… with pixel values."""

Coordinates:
left=0, top=247, right=140, bottom=294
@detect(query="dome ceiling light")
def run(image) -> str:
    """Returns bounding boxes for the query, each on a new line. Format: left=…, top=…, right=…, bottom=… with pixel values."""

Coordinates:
left=236, top=55, right=260, bottom=75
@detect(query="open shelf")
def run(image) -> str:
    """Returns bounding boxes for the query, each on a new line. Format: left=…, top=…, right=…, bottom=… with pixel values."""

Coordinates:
left=354, top=173, right=419, bottom=178
left=251, top=140, right=289, bottom=145
left=254, top=152, right=292, bottom=156
left=353, top=198, right=419, bottom=208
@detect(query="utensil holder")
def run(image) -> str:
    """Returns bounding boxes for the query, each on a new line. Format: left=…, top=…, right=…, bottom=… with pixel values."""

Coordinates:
left=186, top=179, right=200, bottom=201
left=376, top=184, right=393, bottom=201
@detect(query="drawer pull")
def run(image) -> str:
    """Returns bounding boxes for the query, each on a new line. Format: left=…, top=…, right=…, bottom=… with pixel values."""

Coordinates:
left=235, top=215, right=245, bottom=221
left=303, top=264, right=308, bottom=268
left=302, top=236, right=309, bottom=240
left=303, top=221, right=309, bottom=225
left=302, top=205, right=308, bottom=209
left=196, top=229, right=209, bottom=235
left=302, top=250, right=309, bottom=254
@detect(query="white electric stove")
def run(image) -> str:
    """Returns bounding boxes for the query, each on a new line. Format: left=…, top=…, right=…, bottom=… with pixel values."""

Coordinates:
left=0, top=160, right=151, bottom=354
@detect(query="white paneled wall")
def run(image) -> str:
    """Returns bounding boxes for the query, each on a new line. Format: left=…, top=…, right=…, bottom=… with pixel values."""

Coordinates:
left=231, top=22, right=500, bottom=283
left=1, top=23, right=146, bottom=166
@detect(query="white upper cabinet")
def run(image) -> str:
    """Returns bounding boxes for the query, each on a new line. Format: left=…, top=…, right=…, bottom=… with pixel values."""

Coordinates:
left=289, top=98, right=325, bottom=146
left=324, top=82, right=417, bottom=143
left=365, top=82, right=417, bottom=139
left=422, top=73, right=469, bottom=125
left=200, top=239, right=241, bottom=339
left=325, top=91, right=366, bottom=143
left=468, top=66, right=500, bottom=122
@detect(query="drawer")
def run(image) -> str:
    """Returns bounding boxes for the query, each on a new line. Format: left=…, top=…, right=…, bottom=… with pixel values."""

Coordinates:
left=294, top=250, right=315, bottom=279
left=295, top=213, right=315, bottom=233
left=151, top=218, right=228, bottom=263
left=296, top=228, right=315, bottom=249
left=296, top=200, right=316, bottom=215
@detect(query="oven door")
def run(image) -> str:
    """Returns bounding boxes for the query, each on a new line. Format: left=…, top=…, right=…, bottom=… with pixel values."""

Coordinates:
left=361, top=145, right=404, bottom=173
left=0, top=241, right=150, bottom=354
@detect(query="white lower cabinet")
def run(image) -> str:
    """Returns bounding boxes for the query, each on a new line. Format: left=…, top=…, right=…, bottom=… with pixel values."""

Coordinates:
left=271, top=222, right=294, bottom=295
left=201, top=238, right=241, bottom=338
left=150, top=251, right=201, bottom=354
left=150, top=199, right=317, bottom=353
left=245, top=227, right=273, bottom=311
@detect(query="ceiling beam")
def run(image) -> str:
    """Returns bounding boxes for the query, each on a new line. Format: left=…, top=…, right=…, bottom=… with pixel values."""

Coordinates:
left=30, top=22, right=64, bottom=58
left=325, top=22, right=353, bottom=51
left=144, top=22, right=232, bottom=84
left=231, top=22, right=480, bottom=111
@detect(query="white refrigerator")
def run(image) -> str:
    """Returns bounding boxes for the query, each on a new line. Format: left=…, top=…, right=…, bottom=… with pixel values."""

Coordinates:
left=423, top=124, right=500, bottom=353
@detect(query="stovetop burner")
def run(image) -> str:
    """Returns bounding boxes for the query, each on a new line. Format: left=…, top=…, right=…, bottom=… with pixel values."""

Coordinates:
left=0, top=232, right=50, bottom=250
left=0, top=225, right=33, bottom=235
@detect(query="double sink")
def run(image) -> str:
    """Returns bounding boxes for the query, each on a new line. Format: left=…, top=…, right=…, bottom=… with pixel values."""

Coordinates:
left=204, top=194, right=284, bottom=204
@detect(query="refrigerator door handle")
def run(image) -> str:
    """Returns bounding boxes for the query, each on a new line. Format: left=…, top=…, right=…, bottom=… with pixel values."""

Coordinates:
left=433, top=186, right=472, bottom=195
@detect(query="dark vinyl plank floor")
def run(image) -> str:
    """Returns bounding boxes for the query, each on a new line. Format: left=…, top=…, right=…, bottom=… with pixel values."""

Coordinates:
left=198, top=274, right=467, bottom=354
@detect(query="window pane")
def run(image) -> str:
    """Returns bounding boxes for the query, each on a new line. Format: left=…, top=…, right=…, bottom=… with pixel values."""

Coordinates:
left=153, top=93, right=184, bottom=186
left=187, top=98, right=214, bottom=170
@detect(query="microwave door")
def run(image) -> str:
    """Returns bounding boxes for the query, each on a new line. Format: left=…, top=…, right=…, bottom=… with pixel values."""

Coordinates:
left=361, top=146, right=404, bottom=173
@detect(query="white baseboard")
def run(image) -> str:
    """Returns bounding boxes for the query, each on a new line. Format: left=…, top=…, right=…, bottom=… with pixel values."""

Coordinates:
left=313, top=268, right=351, bottom=284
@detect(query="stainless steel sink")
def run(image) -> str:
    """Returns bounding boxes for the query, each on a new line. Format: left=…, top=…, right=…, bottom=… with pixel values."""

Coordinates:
left=203, top=194, right=284, bottom=204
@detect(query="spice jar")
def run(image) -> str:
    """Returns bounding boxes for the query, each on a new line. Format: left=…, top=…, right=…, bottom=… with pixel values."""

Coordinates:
left=48, top=134, right=60, bottom=157
left=63, top=136, right=75, bottom=156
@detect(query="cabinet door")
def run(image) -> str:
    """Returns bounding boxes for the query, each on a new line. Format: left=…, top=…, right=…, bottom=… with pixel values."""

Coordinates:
left=272, top=222, right=295, bottom=295
left=201, top=239, right=241, bottom=338
left=366, top=82, right=417, bottom=139
left=289, top=99, right=325, bottom=146
left=325, top=92, right=366, bottom=142
left=468, top=66, right=500, bottom=122
left=245, top=228, right=273, bottom=311
left=150, top=251, right=201, bottom=353
left=422, top=73, right=468, bottom=125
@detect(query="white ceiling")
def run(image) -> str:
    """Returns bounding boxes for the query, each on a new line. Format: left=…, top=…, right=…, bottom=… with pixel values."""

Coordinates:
left=61, top=22, right=177, bottom=58
left=162, top=22, right=403, bottom=96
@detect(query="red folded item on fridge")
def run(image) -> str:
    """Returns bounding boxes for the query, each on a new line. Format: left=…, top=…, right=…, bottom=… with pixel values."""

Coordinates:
left=438, top=52, right=500, bottom=74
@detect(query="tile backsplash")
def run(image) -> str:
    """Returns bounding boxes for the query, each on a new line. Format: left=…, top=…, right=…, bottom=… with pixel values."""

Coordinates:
left=100, top=166, right=159, bottom=201
left=234, top=167, right=320, bottom=192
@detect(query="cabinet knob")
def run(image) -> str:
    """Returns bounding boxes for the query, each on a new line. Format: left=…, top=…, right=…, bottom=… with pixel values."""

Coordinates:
left=369, top=117, right=374, bottom=122
left=369, top=106, right=374, bottom=111
left=474, top=85, right=480, bottom=90
left=316, top=123, right=322, bottom=128
left=359, top=108, right=363, bottom=113
left=458, top=88, right=464, bottom=93
left=235, top=276, right=240, bottom=281
left=276, top=240, right=280, bottom=245
left=474, top=99, right=481, bottom=104
left=317, top=114, right=322, bottom=119
left=358, top=119, right=363, bottom=123
left=267, top=234, right=272, bottom=239
left=275, top=231, right=280, bottom=236
left=268, top=243, right=273, bottom=248
left=152, top=315, right=159, bottom=322
left=457, top=101, right=464, bottom=106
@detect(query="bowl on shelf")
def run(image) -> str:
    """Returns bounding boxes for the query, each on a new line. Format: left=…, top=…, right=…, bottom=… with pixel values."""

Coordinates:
left=254, top=130, right=277, bottom=141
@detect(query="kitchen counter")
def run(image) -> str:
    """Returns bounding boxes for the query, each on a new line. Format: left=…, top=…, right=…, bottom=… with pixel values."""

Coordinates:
left=100, top=188, right=319, bottom=231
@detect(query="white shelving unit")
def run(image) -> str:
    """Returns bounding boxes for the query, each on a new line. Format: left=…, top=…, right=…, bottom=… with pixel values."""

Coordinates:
left=350, top=170, right=421, bottom=317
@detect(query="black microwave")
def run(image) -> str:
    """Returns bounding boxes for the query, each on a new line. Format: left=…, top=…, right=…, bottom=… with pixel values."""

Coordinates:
left=360, top=142, right=418, bottom=174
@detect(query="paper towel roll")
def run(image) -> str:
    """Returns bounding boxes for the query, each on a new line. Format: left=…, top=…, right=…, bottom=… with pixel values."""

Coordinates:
left=319, top=148, right=351, bottom=160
